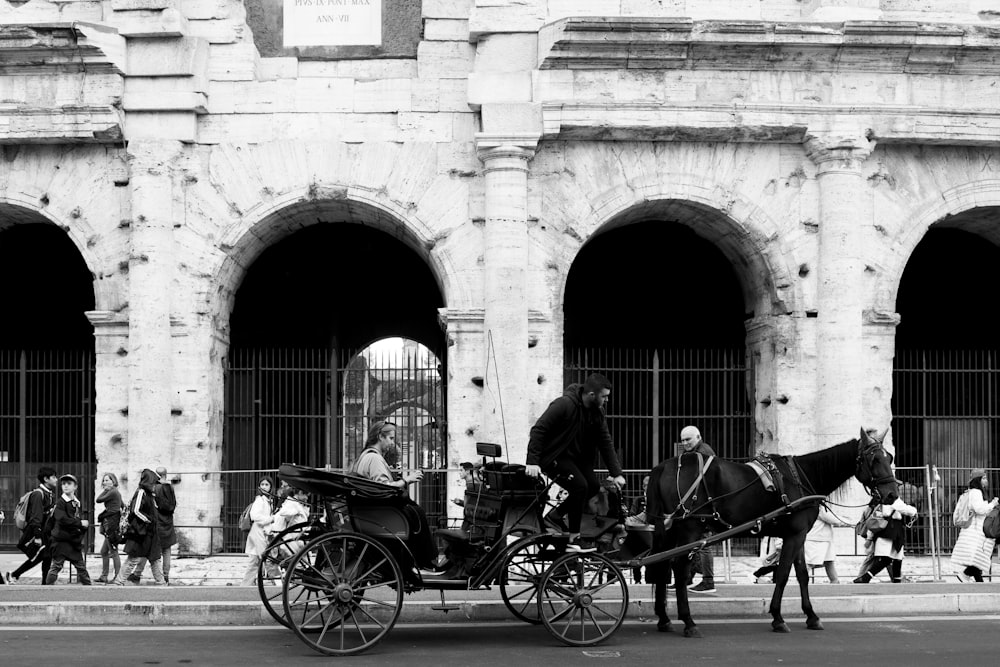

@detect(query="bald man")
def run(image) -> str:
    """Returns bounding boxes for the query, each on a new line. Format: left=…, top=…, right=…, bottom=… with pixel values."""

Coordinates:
left=129, top=467, right=178, bottom=584
left=679, top=426, right=717, bottom=592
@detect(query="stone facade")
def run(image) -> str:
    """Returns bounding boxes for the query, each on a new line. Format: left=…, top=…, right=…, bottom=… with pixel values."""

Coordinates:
left=2, top=0, right=999, bottom=550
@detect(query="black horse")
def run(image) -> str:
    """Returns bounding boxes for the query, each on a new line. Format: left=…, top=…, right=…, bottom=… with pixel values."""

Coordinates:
left=646, top=428, right=898, bottom=637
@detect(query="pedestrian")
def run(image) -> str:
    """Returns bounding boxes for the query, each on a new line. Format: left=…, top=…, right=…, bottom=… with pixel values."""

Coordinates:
left=524, top=373, right=626, bottom=553
left=240, top=476, right=276, bottom=586
left=0, top=508, right=6, bottom=584
left=677, top=425, right=717, bottom=593
left=628, top=475, right=649, bottom=584
left=853, top=493, right=917, bottom=584
left=753, top=536, right=782, bottom=583
left=8, top=466, right=58, bottom=584
left=805, top=505, right=849, bottom=583
left=451, top=462, right=482, bottom=508
left=272, top=486, right=311, bottom=558
left=45, top=474, right=92, bottom=585
left=112, top=468, right=167, bottom=586
left=128, top=467, right=177, bottom=584
left=96, top=472, right=123, bottom=584
left=950, top=469, right=998, bottom=582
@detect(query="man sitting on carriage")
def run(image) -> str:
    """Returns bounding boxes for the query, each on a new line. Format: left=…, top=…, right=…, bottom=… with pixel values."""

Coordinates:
left=524, top=373, right=626, bottom=553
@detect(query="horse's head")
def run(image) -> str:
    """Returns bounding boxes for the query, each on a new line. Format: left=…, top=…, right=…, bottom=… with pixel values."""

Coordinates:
left=855, top=428, right=898, bottom=505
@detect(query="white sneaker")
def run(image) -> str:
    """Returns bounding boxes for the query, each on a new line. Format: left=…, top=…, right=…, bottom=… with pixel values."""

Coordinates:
left=956, top=572, right=973, bottom=583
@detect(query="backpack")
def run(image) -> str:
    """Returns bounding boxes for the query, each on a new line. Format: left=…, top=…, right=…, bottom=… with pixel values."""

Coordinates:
left=953, top=490, right=973, bottom=528
left=13, top=490, right=35, bottom=530
left=983, top=506, right=1000, bottom=540
left=238, top=501, right=254, bottom=532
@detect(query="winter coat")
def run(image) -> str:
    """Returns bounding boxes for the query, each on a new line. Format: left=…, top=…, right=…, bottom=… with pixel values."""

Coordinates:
left=526, top=383, right=623, bottom=477
left=244, top=494, right=274, bottom=557
left=154, top=482, right=178, bottom=548
left=97, top=487, right=123, bottom=541
left=951, top=488, right=997, bottom=573
left=123, top=469, right=162, bottom=559
left=49, top=494, right=86, bottom=562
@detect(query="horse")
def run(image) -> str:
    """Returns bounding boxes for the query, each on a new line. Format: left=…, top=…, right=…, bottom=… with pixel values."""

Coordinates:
left=645, top=428, right=898, bottom=637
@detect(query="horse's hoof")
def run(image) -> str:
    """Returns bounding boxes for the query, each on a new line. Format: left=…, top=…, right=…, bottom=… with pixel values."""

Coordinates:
left=807, top=620, right=825, bottom=631
left=683, top=626, right=702, bottom=638
left=657, top=621, right=673, bottom=633
left=772, top=622, right=791, bottom=634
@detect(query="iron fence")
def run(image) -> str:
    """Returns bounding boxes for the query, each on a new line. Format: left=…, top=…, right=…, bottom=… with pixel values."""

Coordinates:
left=0, top=349, right=95, bottom=549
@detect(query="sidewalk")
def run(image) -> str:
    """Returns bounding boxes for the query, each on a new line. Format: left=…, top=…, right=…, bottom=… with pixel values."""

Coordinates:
left=3, top=552, right=998, bottom=627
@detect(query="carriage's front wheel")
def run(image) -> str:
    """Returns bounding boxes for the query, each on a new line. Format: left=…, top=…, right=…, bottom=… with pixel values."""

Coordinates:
left=500, top=535, right=563, bottom=624
left=282, top=532, right=404, bottom=656
left=537, top=552, right=629, bottom=647
left=257, top=521, right=326, bottom=630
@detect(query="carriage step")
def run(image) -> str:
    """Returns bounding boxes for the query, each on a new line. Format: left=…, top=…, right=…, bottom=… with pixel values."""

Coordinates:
left=432, top=591, right=461, bottom=612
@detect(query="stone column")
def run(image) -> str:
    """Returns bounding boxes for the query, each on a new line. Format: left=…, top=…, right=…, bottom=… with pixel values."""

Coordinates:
left=125, top=141, right=180, bottom=486
left=805, top=131, right=875, bottom=448
left=475, top=133, right=538, bottom=463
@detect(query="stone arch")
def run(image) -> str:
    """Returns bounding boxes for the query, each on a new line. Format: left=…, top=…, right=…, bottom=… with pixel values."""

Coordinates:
left=211, top=185, right=459, bottom=342
left=552, top=175, right=802, bottom=319
left=875, top=179, right=1000, bottom=312
left=0, top=195, right=112, bottom=311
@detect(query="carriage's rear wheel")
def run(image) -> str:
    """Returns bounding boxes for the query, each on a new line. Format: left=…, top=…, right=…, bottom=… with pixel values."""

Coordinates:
left=499, top=535, right=563, bottom=624
left=282, top=532, right=403, bottom=656
left=257, top=521, right=326, bottom=631
left=537, top=552, right=629, bottom=647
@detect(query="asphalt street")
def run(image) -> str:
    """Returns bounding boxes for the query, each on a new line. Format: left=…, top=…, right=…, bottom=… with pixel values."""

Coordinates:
left=3, top=617, right=999, bottom=666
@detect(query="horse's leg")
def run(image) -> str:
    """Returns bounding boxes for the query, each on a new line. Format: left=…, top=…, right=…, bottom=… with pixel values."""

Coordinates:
left=767, top=534, right=803, bottom=633
left=651, top=561, right=672, bottom=633
left=794, top=550, right=822, bottom=630
left=675, top=554, right=701, bottom=638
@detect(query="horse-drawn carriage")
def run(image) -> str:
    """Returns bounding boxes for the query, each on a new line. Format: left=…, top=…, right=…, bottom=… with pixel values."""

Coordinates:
left=258, top=429, right=898, bottom=655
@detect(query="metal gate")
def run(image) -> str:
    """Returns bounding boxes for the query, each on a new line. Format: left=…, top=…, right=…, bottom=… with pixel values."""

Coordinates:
left=892, top=348, right=1000, bottom=555
left=564, top=347, right=754, bottom=474
left=0, top=350, right=96, bottom=549
left=222, top=345, right=447, bottom=551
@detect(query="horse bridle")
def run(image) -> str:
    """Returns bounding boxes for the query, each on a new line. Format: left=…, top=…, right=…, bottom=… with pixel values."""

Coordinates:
left=855, top=436, right=896, bottom=504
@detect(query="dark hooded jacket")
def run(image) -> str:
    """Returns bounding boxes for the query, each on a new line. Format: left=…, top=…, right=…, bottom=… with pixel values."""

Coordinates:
left=526, top=383, right=623, bottom=477
left=123, top=469, right=162, bottom=559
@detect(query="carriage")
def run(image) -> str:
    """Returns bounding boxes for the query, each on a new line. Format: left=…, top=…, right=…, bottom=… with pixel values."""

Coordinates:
left=258, top=443, right=634, bottom=656
left=258, top=430, right=895, bottom=655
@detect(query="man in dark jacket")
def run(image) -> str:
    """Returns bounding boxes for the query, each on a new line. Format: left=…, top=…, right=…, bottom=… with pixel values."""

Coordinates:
left=129, top=466, right=177, bottom=584
left=679, top=425, right=718, bottom=593
left=525, top=373, right=625, bottom=552
left=8, top=466, right=58, bottom=583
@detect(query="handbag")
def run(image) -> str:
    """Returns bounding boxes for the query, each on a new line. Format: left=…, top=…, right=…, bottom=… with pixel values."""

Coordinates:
left=864, top=509, right=888, bottom=534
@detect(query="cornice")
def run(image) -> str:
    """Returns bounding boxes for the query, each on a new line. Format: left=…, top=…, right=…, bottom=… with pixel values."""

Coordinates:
left=538, top=18, right=1000, bottom=75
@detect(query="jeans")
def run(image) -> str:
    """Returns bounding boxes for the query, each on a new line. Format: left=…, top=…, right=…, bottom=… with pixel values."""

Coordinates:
left=46, top=554, right=92, bottom=585
left=114, top=555, right=165, bottom=585
left=132, top=548, right=171, bottom=580
left=101, top=539, right=122, bottom=578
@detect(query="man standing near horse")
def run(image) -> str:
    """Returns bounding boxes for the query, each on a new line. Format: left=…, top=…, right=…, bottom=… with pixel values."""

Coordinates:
left=679, top=426, right=718, bottom=593
left=525, top=373, right=626, bottom=553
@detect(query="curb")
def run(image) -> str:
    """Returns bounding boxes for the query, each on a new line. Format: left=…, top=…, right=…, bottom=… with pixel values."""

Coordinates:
left=3, top=591, right=999, bottom=626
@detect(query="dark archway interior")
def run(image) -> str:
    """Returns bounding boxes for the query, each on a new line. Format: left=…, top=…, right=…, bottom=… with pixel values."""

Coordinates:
left=563, top=220, right=752, bottom=468
left=892, top=226, right=1000, bottom=485
left=231, top=223, right=445, bottom=354
left=0, top=222, right=95, bottom=348
left=564, top=221, right=747, bottom=348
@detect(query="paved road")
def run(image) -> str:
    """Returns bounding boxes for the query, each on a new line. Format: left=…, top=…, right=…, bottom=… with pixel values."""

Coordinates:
left=3, top=616, right=1000, bottom=665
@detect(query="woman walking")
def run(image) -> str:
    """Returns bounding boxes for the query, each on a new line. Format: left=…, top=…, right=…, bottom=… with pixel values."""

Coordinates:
left=96, top=472, right=123, bottom=584
left=951, top=469, right=998, bottom=582
left=112, top=468, right=167, bottom=586
left=240, top=476, right=275, bottom=586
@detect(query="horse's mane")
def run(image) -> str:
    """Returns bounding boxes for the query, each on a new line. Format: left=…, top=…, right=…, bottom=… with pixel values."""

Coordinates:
left=789, top=438, right=860, bottom=497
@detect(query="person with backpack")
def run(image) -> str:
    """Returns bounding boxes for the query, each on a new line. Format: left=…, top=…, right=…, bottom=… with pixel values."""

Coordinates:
left=112, top=468, right=167, bottom=586
left=240, top=476, right=276, bottom=586
left=950, top=469, right=998, bottom=582
left=127, top=467, right=178, bottom=584
left=7, top=467, right=58, bottom=584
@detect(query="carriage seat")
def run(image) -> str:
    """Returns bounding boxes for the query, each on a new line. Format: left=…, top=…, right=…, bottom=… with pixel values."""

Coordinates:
left=434, top=528, right=471, bottom=543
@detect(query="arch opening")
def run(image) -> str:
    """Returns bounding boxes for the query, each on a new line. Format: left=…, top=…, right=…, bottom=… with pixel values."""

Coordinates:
left=563, top=217, right=755, bottom=482
left=0, top=218, right=96, bottom=549
left=891, top=215, right=1000, bottom=551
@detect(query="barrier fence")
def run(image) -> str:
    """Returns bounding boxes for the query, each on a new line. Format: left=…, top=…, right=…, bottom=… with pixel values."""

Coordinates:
left=15, top=464, right=993, bottom=584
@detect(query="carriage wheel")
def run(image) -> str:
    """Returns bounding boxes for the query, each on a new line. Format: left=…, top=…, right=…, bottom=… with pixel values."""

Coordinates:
left=537, top=552, right=629, bottom=647
left=257, top=521, right=326, bottom=631
left=282, top=532, right=404, bottom=656
left=500, top=535, right=563, bottom=624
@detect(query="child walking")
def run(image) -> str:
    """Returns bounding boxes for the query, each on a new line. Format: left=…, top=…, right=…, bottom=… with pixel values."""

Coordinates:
left=45, top=474, right=92, bottom=585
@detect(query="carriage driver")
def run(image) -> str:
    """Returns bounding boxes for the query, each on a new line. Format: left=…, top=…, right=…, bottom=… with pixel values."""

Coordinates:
left=524, top=373, right=626, bottom=553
